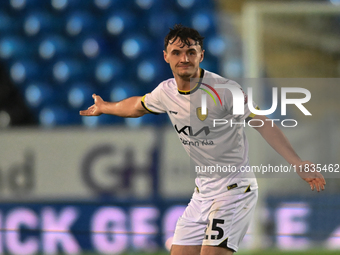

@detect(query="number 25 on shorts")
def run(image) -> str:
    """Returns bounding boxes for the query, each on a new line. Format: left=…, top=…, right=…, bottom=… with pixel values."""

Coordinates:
left=205, top=219, right=225, bottom=240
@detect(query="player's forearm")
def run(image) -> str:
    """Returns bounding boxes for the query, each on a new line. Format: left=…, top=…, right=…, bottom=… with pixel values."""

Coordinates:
left=101, top=96, right=146, bottom=117
left=253, top=116, right=302, bottom=165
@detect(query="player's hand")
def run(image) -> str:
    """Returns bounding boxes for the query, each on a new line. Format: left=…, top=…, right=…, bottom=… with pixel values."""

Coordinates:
left=79, top=94, right=104, bottom=116
left=295, top=161, right=326, bottom=192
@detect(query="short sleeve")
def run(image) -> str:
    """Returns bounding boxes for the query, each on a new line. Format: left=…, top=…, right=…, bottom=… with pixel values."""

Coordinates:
left=141, top=84, right=167, bottom=114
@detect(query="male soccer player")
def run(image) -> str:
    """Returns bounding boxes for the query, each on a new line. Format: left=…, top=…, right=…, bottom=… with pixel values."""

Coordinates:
left=80, top=24, right=326, bottom=255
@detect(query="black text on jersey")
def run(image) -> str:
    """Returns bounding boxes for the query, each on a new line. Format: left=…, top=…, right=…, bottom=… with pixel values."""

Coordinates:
left=174, top=125, right=210, bottom=137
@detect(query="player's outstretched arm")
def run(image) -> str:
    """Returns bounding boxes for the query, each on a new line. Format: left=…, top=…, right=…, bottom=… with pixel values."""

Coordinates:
left=251, top=115, right=326, bottom=192
left=79, top=94, right=149, bottom=118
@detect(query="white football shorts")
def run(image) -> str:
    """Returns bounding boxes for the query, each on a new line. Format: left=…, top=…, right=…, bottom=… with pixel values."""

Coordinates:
left=172, top=189, right=258, bottom=251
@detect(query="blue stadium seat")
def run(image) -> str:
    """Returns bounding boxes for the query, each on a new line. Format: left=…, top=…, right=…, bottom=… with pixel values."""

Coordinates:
left=38, top=35, right=69, bottom=60
left=82, top=37, right=101, bottom=58
left=0, top=36, right=27, bottom=60
left=191, top=11, right=216, bottom=36
left=147, top=11, right=179, bottom=38
left=175, top=0, right=214, bottom=11
left=9, top=59, right=39, bottom=85
left=105, top=10, right=136, bottom=37
left=93, top=0, right=127, bottom=11
left=0, top=11, right=17, bottom=35
left=94, top=0, right=113, bottom=10
left=74, top=35, right=113, bottom=59
left=67, top=82, right=95, bottom=109
left=121, top=35, right=151, bottom=60
left=39, top=105, right=80, bottom=127
left=95, top=58, right=123, bottom=84
left=110, top=82, right=138, bottom=102
left=52, top=59, right=83, bottom=83
left=0, top=1, right=10, bottom=9
left=50, top=0, right=85, bottom=12
left=176, top=0, right=195, bottom=10
left=25, top=82, right=54, bottom=109
left=133, top=0, right=174, bottom=14
left=136, top=58, right=165, bottom=84
left=9, top=0, right=41, bottom=11
left=206, top=35, right=230, bottom=57
left=65, top=11, right=95, bottom=37
left=135, top=0, right=154, bottom=10
left=23, top=11, right=60, bottom=37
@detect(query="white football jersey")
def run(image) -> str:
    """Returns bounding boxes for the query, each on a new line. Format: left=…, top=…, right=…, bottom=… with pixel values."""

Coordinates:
left=142, top=69, right=258, bottom=200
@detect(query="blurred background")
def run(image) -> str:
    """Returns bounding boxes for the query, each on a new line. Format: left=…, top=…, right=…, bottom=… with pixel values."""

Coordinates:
left=0, top=0, right=340, bottom=254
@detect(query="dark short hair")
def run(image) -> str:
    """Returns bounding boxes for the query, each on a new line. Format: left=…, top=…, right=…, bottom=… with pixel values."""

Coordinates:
left=164, top=24, right=204, bottom=51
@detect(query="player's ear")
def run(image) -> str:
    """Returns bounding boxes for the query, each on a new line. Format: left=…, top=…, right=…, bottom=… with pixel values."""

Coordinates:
left=163, top=50, right=169, bottom=63
left=200, top=49, right=205, bottom=63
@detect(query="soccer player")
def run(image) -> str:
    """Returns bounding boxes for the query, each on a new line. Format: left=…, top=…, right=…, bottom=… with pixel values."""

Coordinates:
left=80, top=24, right=326, bottom=255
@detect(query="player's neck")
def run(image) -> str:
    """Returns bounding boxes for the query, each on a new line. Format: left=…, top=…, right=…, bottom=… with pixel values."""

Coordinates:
left=174, top=68, right=200, bottom=91
left=175, top=77, right=191, bottom=91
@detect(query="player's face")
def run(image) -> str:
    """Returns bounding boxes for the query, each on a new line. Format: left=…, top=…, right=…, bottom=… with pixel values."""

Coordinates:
left=164, top=38, right=204, bottom=80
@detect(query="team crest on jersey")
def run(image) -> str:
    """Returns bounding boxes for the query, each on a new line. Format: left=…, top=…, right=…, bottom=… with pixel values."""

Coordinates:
left=196, top=107, right=208, bottom=121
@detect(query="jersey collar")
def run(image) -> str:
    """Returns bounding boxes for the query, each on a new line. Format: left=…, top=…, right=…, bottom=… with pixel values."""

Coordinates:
left=177, top=68, right=205, bottom=95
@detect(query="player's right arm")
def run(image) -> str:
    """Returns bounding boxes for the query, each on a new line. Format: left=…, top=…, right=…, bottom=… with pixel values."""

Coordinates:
left=79, top=94, right=149, bottom=118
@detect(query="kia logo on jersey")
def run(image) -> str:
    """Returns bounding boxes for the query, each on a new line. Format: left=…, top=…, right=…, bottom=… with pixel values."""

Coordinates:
left=174, top=125, right=210, bottom=137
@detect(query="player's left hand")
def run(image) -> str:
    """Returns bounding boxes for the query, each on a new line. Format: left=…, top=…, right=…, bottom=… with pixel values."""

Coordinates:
left=295, top=161, right=326, bottom=192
